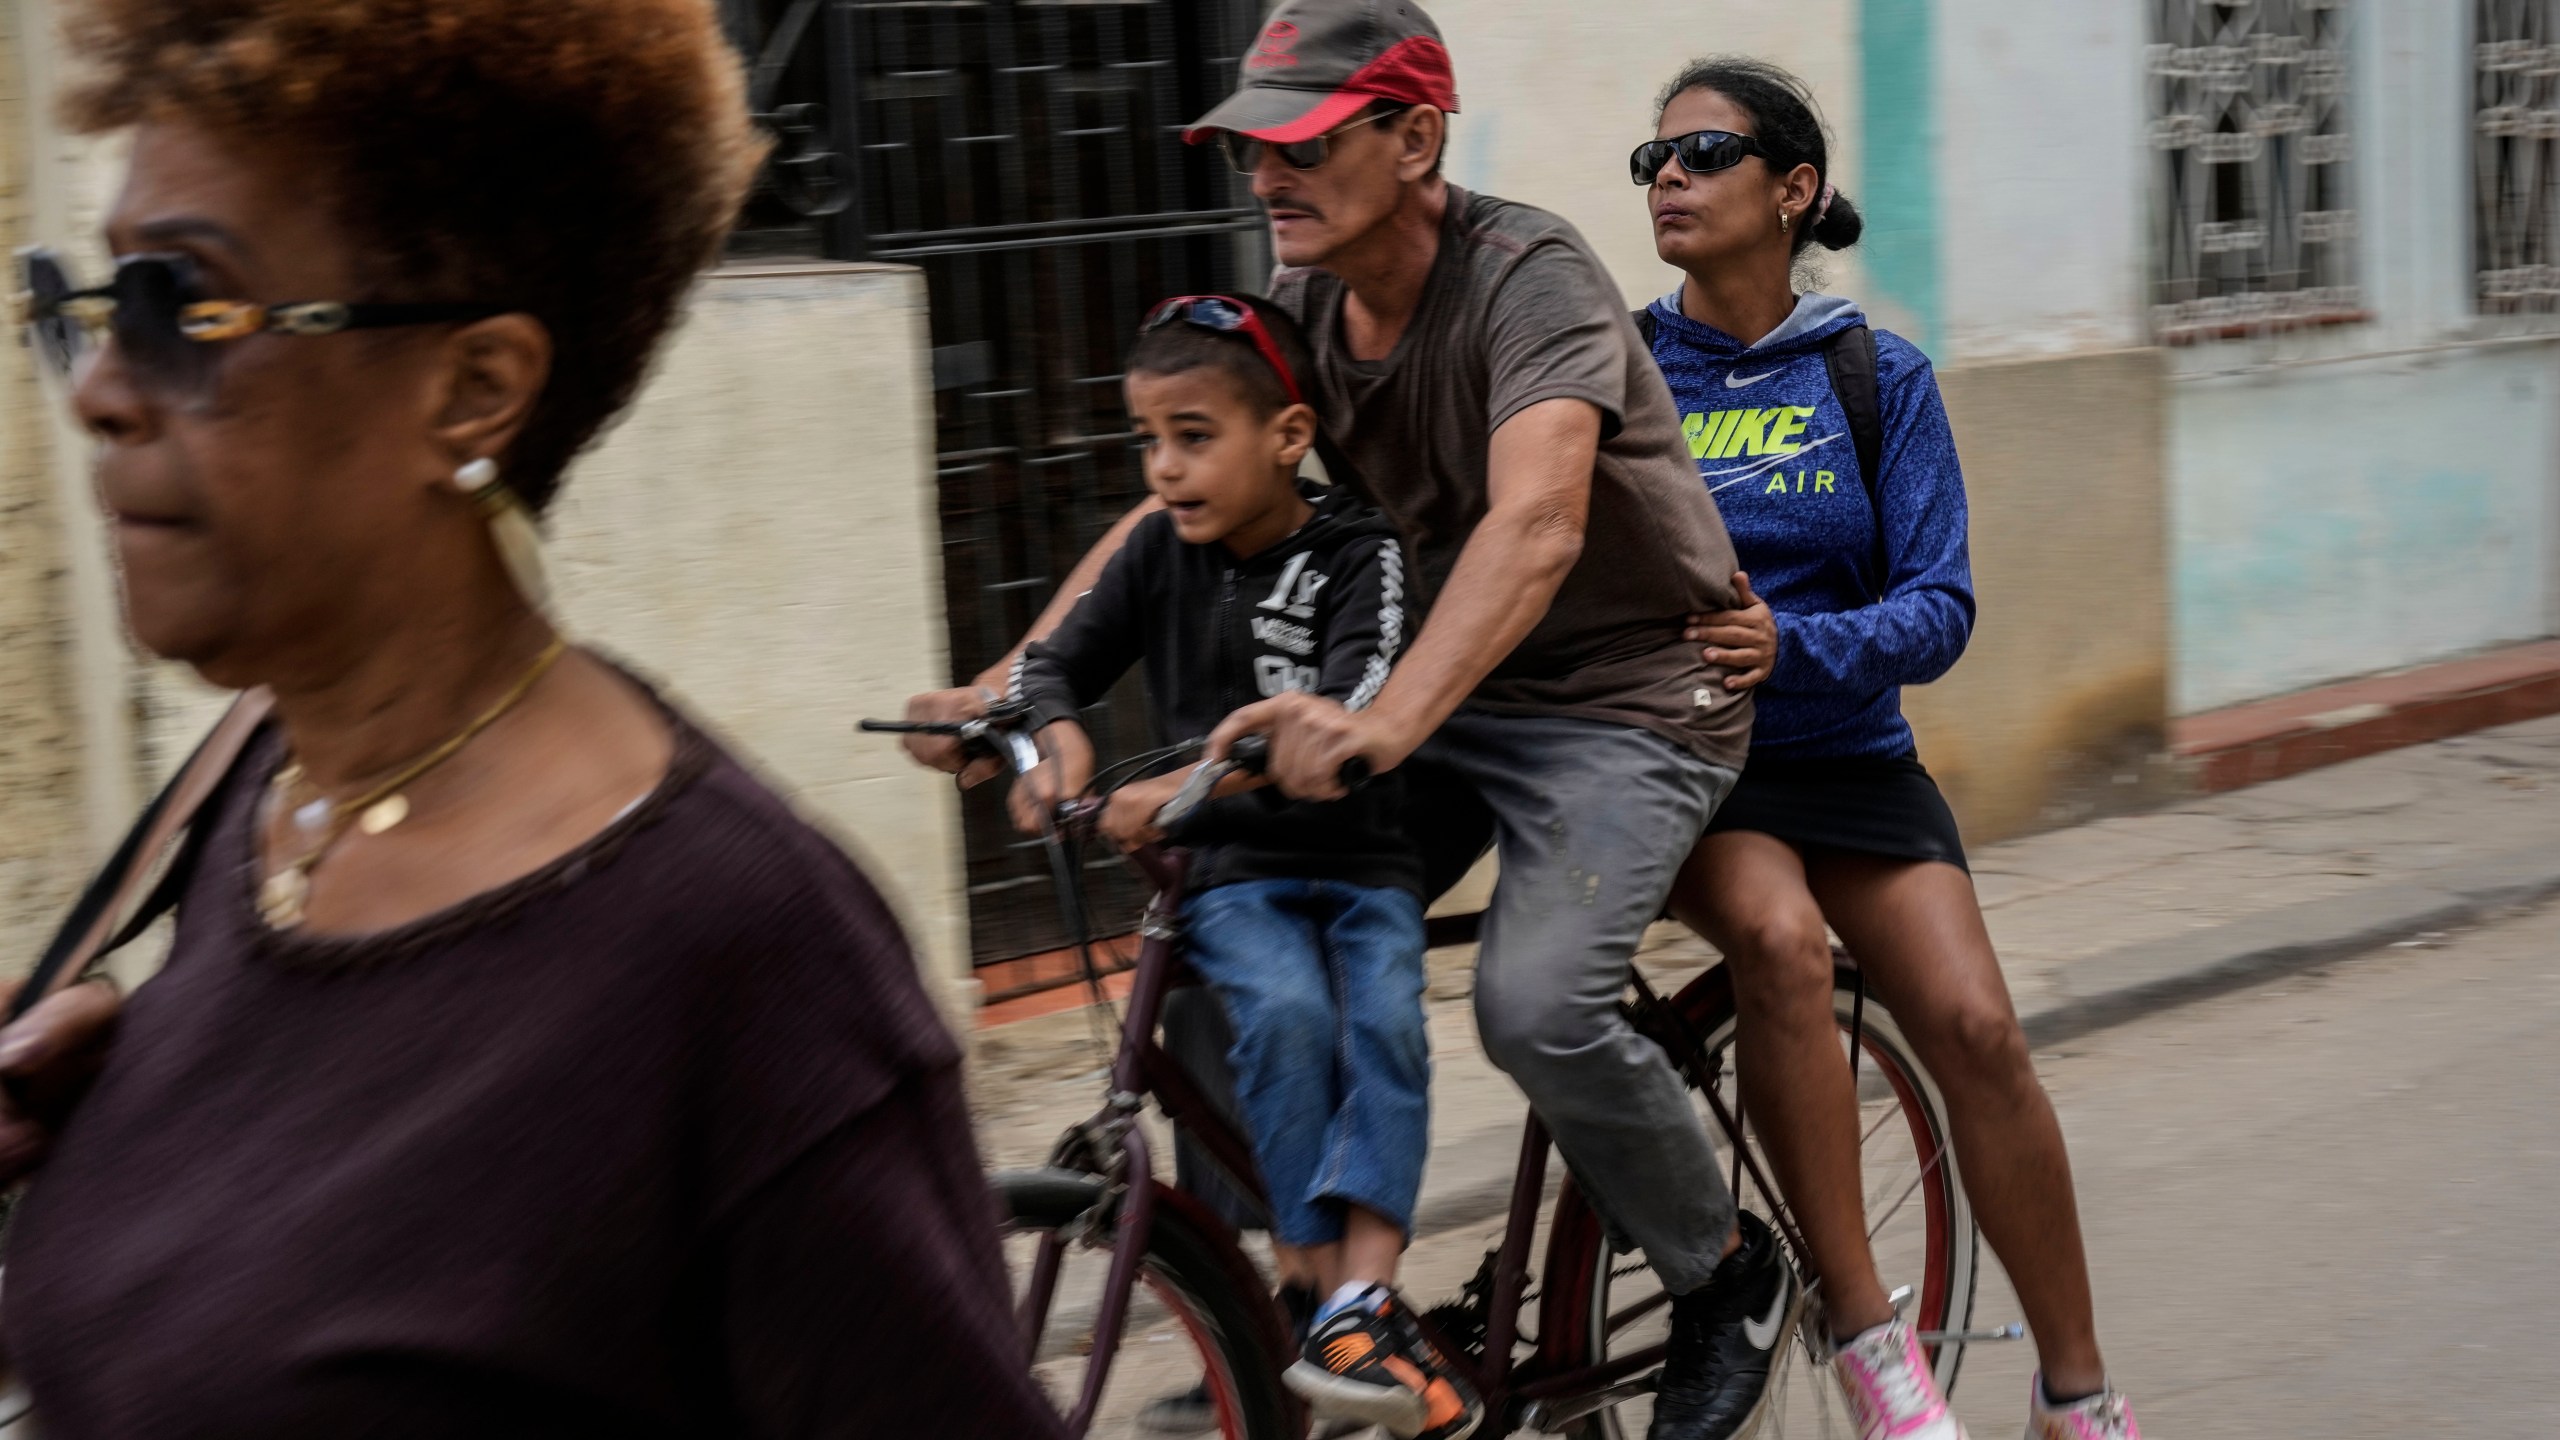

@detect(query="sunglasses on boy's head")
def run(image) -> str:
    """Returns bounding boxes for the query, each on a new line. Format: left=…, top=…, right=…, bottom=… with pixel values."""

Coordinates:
left=1142, top=295, right=1307, bottom=407
left=14, top=248, right=505, bottom=397
left=1629, top=129, right=1776, bottom=186
left=1218, top=107, right=1396, bottom=176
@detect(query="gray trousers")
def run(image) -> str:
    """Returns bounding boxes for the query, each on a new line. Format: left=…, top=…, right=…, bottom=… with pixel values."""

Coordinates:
left=1165, top=709, right=1738, bottom=1292
left=1405, top=709, right=1740, bottom=1295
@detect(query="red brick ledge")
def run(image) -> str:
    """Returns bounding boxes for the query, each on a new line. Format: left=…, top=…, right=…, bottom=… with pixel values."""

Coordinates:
left=972, top=935, right=1141, bottom=1027
left=972, top=913, right=1491, bottom=1028
left=2172, top=639, right=2560, bottom=793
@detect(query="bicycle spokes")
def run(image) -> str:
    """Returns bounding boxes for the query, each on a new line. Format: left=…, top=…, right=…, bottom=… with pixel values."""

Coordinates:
left=1574, top=973, right=1983, bottom=1440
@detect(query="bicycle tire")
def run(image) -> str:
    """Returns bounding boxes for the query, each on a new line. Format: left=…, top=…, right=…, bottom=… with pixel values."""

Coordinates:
left=1540, top=962, right=1980, bottom=1439
left=997, top=1167, right=1301, bottom=1440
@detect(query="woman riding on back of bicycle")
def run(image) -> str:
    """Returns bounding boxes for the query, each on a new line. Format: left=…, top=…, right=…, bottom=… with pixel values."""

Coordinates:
left=1642, top=57, right=2141, bottom=1440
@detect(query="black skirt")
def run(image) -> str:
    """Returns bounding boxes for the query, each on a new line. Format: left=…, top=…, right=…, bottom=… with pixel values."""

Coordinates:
left=1705, top=751, right=1969, bottom=871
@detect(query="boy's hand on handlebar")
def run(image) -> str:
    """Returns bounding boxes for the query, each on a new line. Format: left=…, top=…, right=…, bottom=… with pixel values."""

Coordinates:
left=1007, top=762, right=1068, bottom=836
left=1209, top=692, right=1404, bottom=802
left=1100, top=775, right=1179, bottom=852
left=1684, top=570, right=1778, bottom=692
left=1005, top=720, right=1096, bottom=835
left=901, top=688, right=1005, bottom=788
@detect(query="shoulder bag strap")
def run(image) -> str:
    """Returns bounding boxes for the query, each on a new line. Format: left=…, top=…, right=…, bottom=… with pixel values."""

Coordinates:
left=8, top=690, right=274, bottom=1023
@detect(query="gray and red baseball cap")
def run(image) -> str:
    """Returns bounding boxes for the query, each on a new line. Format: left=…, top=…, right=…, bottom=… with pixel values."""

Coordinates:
left=1183, top=0, right=1461, bottom=144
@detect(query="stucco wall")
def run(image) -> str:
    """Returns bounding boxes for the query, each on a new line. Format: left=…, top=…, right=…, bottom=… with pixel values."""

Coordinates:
left=2169, top=343, right=2560, bottom=714
left=1906, top=348, right=2170, bottom=842
left=1427, top=0, right=1861, bottom=308
left=551, top=263, right=970, bottom=1020
left=0, top=0, right=85, bottom=968
left=1935, top=0, right=2145, bottom=363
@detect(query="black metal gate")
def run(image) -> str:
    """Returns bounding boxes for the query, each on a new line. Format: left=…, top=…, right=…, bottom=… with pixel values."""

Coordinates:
left=724, top=0, right=1270, bottom=971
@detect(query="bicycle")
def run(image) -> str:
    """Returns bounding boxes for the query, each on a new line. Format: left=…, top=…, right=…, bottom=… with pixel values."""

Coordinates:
left=864, top=703, right=2015, bottom=1438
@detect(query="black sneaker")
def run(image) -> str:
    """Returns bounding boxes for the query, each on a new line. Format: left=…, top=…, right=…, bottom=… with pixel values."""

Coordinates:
left=1286, top=1285, right=1483, bottom=1440
left=1646, top=1212, right=1795, bottom=1440
left=1136, top=1284, right=1319, bottom=1436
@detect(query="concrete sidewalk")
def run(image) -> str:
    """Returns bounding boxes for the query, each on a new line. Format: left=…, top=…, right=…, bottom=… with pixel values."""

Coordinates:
left=965, top=713, right=2560, bottom=1238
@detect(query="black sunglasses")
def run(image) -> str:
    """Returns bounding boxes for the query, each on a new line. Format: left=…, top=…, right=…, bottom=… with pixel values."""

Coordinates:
left=15, top=248, right=505, bottom=396
left=1629, top=129, right=1775, bottom=186
left=1219, top=108, right=1395, bottom=176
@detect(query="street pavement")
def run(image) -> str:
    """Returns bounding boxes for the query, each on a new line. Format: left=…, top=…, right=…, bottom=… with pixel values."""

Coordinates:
left=1929, top=899, right=2559, bottom=1437
left=967, top=714, right=2560, bottom=1435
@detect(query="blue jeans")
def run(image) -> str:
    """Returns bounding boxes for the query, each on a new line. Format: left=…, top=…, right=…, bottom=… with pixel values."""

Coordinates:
left=1178, top=879, right=1430, bottom=1248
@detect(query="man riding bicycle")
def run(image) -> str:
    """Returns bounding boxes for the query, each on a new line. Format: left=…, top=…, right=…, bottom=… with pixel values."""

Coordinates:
left=907, top=5, right=1789, bottom=1437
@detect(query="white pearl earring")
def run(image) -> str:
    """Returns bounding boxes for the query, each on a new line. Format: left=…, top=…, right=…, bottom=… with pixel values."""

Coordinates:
left=454, top=457, right=500, bottom=494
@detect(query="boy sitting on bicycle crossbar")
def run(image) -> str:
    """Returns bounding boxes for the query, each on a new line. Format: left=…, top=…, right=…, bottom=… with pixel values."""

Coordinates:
left=1008, top=293, right=1482, bottom=1440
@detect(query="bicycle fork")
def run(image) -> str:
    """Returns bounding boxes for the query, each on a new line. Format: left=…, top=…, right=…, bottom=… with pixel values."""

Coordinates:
left=1040, top=875, right=1192, bottom=1434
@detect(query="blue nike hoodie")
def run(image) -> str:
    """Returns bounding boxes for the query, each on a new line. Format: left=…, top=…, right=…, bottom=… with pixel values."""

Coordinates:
left=1645, top=291, right=1975, bottom=759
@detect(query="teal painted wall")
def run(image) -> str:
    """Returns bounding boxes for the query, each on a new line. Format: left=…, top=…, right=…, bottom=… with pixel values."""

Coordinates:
left=2170, top=347, right=2559, bottom=714
left=1859, top=0, right=1940, bottom=354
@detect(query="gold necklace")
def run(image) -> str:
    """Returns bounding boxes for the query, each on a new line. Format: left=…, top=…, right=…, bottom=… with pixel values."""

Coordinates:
left=260, top=637, right=570, bottom=930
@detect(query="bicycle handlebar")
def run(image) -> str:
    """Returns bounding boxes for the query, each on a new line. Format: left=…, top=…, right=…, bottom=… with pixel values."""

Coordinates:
left=860, top=699, right=1045, bottom=779
left=857, top=706, right=1367, bottom=830
left=1151, top=735, right=1371, bottom=830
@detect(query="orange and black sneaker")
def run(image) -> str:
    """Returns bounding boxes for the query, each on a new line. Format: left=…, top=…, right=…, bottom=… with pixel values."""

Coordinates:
left=1284, top=1285, right=1483, bottom=1440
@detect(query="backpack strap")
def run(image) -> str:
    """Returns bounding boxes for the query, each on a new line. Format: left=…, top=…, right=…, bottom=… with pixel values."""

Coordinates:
left=1632, top=307, right=1659, bottom=348
left=1821, top=324, right=1885, bottom=510
left=9, top=689, right=273, bottom=1023
left=1820, top=323, right=1891, bottom=590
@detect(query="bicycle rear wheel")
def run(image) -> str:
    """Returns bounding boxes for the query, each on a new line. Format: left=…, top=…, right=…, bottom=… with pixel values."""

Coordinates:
left=1546, top=963, right=1979, bottom=1439
left=997, top=1167, right=1301, bottom=1440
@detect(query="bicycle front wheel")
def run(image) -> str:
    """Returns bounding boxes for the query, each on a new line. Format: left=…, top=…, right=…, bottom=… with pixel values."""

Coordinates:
left=1546, top=963, right=1980, bottom=1439
left=997, top=1167, right=1301, bottom=1440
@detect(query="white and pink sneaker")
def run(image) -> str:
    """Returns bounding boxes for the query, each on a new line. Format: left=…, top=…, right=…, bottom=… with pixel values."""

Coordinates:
left=1832, top=1318, right=1966, bottom=1440
left=2025, top=1376, right=2139, bottom=1440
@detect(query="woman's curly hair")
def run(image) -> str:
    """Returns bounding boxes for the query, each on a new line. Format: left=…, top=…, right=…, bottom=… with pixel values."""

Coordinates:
left=63, top=0, right=767, bottom=511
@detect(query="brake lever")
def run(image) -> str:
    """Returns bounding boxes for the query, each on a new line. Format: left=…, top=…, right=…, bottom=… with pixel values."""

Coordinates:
left=990, top=725, right=1043, bottom=778
left=1152, top=756, right=1241, bottom=831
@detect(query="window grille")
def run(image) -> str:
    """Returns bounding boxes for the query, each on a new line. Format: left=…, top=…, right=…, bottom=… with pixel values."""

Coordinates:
left=2148, top=1, right=2361, bottom=341
left=2477, top=2, right=2560, bottom=315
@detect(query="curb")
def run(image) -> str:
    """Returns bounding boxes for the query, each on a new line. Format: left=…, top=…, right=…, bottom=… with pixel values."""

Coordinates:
left=2020, top=843, right=2560, bottom=1049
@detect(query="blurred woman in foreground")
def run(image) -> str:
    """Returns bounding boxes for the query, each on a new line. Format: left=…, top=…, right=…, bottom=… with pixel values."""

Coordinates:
left=0, top=2, right=1060, bottom=1434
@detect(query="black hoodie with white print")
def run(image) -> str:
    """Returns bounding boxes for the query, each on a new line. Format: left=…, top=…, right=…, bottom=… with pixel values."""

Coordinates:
left=1015, top=482, right=1420, bottom=896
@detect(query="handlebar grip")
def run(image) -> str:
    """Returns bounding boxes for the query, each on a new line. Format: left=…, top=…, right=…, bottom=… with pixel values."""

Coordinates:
left=1221, top=737, right=1367, bottom=789
left=858, top=719, right=936, bottom=735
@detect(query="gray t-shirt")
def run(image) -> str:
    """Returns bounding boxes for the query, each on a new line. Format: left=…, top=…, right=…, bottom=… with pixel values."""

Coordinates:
left=1271, top=186, right=1752, bottom=770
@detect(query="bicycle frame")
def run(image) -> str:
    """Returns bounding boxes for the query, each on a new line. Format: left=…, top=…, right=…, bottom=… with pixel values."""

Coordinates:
left=1022, top=838, right=1808, bottom=1437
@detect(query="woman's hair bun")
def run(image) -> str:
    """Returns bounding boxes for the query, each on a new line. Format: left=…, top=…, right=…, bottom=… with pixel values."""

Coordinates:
left=1812, top=190, right=1864, bottom=252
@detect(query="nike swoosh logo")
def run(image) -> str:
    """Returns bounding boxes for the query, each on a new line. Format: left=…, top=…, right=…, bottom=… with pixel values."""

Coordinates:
left=1741, top=1280, right=1789, bottom=1351
left=1725, top=368, right=1783, bottom=389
